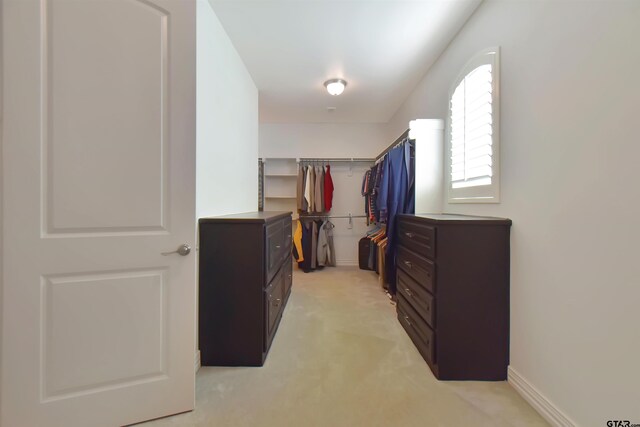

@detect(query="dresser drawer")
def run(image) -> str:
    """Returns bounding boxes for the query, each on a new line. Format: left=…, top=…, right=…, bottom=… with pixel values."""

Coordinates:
left=397, top=269, right=435, bottom=328
left=398, top=294, right=435, bottom=365
left=283, top=255, right=293, bottom=297
left=265, top=271, right=285, bottom=349
left=398, top=219, right=435, bottom=259
left=266, top=221, right=284, bottom=283
left=397, top=246, right=435, bottom=293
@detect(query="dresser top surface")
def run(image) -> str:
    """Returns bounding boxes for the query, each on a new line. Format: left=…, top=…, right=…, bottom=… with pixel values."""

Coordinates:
left=199, top=211, right=291, bottom=224
left=402, top=213, right=512, bottom=225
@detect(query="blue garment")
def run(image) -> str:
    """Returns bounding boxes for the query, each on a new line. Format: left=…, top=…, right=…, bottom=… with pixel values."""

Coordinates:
left=384, top=145, right=410, bottom=294
left=298, top=221, right=314, bottom=272
left=376, top=156, right=390, bottom=224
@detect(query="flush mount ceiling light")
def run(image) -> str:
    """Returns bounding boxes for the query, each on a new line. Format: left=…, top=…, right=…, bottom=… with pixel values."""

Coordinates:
left=324, top=79, right=347, bottom=96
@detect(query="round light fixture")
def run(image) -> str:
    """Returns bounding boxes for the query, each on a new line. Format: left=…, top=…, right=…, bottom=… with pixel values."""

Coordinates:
left=324, top=78, right=347, bottom=96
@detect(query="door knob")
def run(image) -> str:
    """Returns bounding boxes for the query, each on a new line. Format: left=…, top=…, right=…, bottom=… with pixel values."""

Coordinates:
left=161, top=244, right=191, bottom=256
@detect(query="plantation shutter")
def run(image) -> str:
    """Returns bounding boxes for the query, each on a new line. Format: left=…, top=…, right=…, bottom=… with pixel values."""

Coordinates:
left=450, top=64, right=493, bottom=189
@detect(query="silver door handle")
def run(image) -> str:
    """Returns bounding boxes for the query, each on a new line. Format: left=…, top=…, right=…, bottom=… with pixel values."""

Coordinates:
left=162, top=244, right=191, bottom=256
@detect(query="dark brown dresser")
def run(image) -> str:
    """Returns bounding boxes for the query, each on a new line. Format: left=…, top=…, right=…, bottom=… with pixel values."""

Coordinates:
left=396, top=213, right=512, bottom=380
left=198, top=211, right=292, bottom=366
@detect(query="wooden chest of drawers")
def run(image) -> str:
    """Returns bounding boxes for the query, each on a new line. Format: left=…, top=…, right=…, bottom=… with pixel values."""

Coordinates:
left=396, top=213, right=512, bottom=380
left=198, top=211, right=292, bottom=366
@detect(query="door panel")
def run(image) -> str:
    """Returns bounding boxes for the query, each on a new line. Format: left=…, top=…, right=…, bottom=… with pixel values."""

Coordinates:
left=1, top=0, right=196, bottom=426
left=47, top=0, right=168, bottom=233
left=43, top=269, right=167, bottom=400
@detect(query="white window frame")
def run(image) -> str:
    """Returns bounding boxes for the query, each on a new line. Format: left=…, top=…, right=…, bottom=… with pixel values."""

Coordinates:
left=446, top=47, right=500, bottom=203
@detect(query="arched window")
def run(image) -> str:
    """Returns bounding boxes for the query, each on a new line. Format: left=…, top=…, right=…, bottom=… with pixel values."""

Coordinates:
left=447, top=47, right=500, bottom=203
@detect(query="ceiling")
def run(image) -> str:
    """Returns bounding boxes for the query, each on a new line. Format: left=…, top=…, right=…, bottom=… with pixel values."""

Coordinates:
left=209, top=0, right=482, bottom=123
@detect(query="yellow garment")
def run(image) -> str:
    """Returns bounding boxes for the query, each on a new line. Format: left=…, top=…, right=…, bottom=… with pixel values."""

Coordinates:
left=293, top=220, right=304, bottom=262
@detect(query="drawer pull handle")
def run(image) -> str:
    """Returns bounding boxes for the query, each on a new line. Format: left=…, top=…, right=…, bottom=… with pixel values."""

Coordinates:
left=403, top=315, right=412, bottom=326
left=405, top=288, right=413, bottom=297
left=273, top=298, right=281, bottom=307
left=404, top=232, right=415, bottom=238
left=275, top=245, right=281, bottom=249
left=287, top=235, right=292, bottom=239
left=404, top=261, right=412, bottom=268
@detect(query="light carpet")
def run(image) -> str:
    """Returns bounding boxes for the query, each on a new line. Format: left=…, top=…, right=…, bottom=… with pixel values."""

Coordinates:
left=143, top=266, right=547, bottom=427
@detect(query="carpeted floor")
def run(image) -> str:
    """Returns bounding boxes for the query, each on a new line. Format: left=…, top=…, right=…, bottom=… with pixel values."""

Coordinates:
left=143, top=266, right=548, bottom=427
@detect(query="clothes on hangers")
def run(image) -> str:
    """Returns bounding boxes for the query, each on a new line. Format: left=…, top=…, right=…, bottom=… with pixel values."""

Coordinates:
left=360, top=137, right=415, bottom=294
left=296, top=218, right=336, bottom=271
left=297, top=161, right=334, bottom=214
left=317, top=220, right=336, bottom=267
left=361, top=169, right=372, bottom=224
left=358, top=224, right=386, bottom=274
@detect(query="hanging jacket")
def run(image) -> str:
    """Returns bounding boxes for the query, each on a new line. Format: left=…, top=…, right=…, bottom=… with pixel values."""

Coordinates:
left=314, top=165, right=323, bottom=212
left=304, top=165, right=313, bottom=212
left=384, top=145, right=410, bottom=294
left=324, top=165, right=334, bottom=211
left=297, top=164, right=305, bottom=212
left=325, top=220, right=336, bottom=266
left=317, top=221, right=329, bottom=267
left=308, top=166, right=316, bottom=212
left=317, top=220, right=336, bottom=267
left=319, top=166, right=325, bottom=212
left=376, top=157, right=390, bottom=223
left=298, top=221, right=313, bottom=272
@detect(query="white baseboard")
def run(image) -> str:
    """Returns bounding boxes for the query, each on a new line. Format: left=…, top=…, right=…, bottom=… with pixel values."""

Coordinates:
left=508, top=366, right=576, bottom=427
left=195, top=350, right=201, bottom=373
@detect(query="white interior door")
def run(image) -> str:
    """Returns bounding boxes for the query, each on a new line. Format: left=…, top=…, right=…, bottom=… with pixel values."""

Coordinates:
left=1, top=0, right=196, bottom=426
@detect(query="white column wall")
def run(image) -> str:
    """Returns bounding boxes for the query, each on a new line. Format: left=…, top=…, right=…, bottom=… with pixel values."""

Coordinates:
left=197, top=0, right=258, bottom=219
left=196, top=0, right=259, bottom=361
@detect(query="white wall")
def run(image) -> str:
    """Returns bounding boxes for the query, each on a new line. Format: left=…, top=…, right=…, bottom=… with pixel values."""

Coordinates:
left=387, top=1, right=640, bottom=425
left=320, top=162, right=372, bottom=266
left=197, top=0, right=258, bottom=219
left=260, top=123, right=389, bottom=159
left=260, top=123, right=388, bottom=265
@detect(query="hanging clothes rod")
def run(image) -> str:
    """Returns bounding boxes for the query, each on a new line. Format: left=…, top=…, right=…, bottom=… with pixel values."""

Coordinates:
left=298, top=214, right=367, bottom=219
left=297, top=158, right=374, bottom=163
left=375, top=129, right=412, bottom=161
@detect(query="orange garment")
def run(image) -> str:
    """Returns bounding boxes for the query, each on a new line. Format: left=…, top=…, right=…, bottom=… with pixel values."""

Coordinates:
left=293, top=220, right=304, bottom=262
